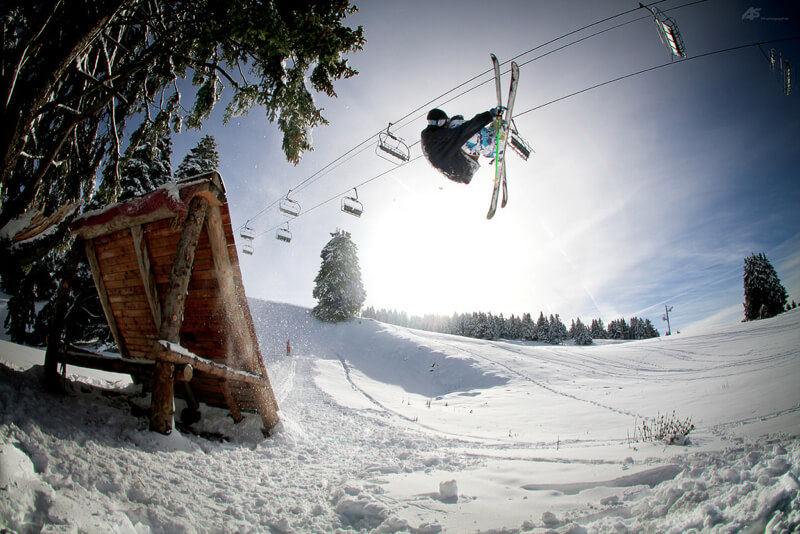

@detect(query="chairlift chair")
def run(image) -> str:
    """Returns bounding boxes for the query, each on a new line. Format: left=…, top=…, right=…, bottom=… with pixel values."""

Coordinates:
left=376, top=123, right=410, bottom=163
left=341, top=188, right=364, bottom=217
left=239, top=223, right=256, bottom=255
left=276, top=224, right=292, bottom=243
left=640, top=3, right=686, bottom=58
left=509, top=122, right=533, bottom=161
left=240, top=224, right=256, bottom=241
left=279, top=193, right=301, bottom=217
left=783, top=59, right=792, bottom=95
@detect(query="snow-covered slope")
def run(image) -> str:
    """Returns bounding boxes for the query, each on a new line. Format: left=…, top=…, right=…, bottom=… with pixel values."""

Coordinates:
left=1, top=301, right=798, bottom=533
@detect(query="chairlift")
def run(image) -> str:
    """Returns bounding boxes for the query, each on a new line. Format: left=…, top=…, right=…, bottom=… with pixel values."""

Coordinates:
left=240, top=223, right=256, bottom=241
left=376, top=123, right=410, bottom=163
left=640, top=3, right=686, bottom=58
left=279, top=192, right=301, bottom=217
left=760, top=46, right=792, bottom=96
left=276, top=223, right=292, bottom=243
left=509, top=122, right=533, bottom=161
left=783, top=59, right=791, bottom=95
left=341, top=188, right=364, bottom=217
left=239, top=222, right=256, bottom=255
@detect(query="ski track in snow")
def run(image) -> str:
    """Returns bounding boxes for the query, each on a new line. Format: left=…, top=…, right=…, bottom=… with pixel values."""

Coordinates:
left=0, top=302, right=798, bottom=533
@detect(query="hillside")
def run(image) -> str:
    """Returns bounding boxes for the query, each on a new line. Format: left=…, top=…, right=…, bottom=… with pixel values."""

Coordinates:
left=1, top=300, right=798, bottom=532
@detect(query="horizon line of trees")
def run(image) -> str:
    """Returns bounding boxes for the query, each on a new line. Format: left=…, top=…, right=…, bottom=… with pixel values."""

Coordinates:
left=360, top=307, right=660, bottom=345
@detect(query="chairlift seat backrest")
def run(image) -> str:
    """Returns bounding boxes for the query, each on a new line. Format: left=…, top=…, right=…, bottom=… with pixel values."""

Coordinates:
left=242, top=243, right=254, bottom=255
left=240, top=226, right=256, bottom=240
left=377, top=127, right=410, bottom=163
left=276, top=228, right=292, bottom=243
left=341, top=196, right=363, bottom=217
left=279, top=198, right=301, bottom=217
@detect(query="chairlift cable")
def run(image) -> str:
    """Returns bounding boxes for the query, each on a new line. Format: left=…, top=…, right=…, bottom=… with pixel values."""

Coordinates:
left=237, top=0, right=715, bottom=239
left=247, top=35, right=800, bottom=247
left=253, top=154, right=425, bottom=239
left=237, top=2, right=679, bottom=233
left=514, top=36, right=800, bottom=120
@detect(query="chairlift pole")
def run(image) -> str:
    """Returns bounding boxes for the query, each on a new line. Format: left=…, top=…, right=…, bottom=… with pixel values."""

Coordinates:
left=662, top=305, right=673, bottom=336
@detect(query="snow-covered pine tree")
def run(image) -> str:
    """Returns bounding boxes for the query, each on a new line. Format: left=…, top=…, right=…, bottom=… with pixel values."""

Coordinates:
left=548, top=314, right=567, bottom=345
left=175, top=135, right=220, bottom=180
left=590, top=318, right=607, bottom=339
left=607, top=318, right=626, bottom=340
left=573, top=318, right=592, bottom=345
left=535, top=312, right=549, bottom=342
left=118, top=134, right=173, bottom=202
left=521, top=313, right=536, bottom=341
left=643, top=318, right=660, bottom=338
left=312, top=230, right=366, bottom=322
left=743, top=253, right=788, bottom=321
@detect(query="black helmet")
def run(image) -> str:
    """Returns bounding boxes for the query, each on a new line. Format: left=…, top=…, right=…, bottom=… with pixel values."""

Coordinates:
left=427, top=108, right=448, bottom=121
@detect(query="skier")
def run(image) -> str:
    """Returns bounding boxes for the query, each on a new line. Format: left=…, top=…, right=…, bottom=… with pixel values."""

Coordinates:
left=286, top=339, right=291, bottom=357
left=421, top=107, right=505, bottom=185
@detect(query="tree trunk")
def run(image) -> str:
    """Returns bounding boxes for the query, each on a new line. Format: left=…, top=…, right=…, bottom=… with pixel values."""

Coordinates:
left=43, top=238, right=84, bottom=391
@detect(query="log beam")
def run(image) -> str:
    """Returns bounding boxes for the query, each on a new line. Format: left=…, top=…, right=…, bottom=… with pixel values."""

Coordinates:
left=149, top=195, right=208, bottom=434
left=58, top=346, right=192, bottom=381
left=130, top=224, right=161, bottom=330
left=84, top=238, right=130, bottom=358
left=154, top=342, right=272, bottom=388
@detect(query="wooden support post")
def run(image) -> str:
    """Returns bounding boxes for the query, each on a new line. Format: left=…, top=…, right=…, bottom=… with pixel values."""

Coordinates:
left=131, top=224, right=161, bottom=330
left=149, top=195, right=209, bottom=434
left=84, top=238, right=129, bottom=358
left=43, top=238, right=83, bottom=390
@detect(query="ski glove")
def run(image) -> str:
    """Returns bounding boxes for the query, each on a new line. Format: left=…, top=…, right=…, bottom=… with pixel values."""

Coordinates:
left=490, top=106, right=507, bottom=117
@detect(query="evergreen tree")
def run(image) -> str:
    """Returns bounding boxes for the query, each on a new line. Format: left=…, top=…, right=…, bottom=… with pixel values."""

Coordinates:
left=607, top=318, right=626, bottom=340
left=535, top=312, right=549, bottom=342
left=175, top=135, right=220, bottom=180
left=2, top=1, right=365, bottom=266
left=118, top=134, right=173, bottom=202
left=590, top=318, right=607, bottom=339
left=643, top=319, right=660, bottom=338
left=312, top=230, right=366, bottom=322
left=572, top=318, right=592, bottom=345
left=743, top=253, right=788, bottom=320
left=548, top=314, right=567, bottom=344
left=521, top=313, right=537, bottom=341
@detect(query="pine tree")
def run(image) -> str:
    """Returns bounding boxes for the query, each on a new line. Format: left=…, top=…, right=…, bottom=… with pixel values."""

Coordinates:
left=590, top=318, right=607, bottom=339
left=118, top=134, right=173, bottom=202
left=521, top=313, right=536, bottom=341
left=175, top=135, right=220, bottom=180
left=312, top=230, right=366, bottom=322
left=743, top=253, right=788, bottom=320
left=535, top=312, right=549, bottom=342
left=573, top=318, right=592, bottom=345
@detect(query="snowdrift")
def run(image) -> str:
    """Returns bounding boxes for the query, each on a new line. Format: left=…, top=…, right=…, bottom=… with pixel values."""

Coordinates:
left=1, top=300, right=798, bottom=533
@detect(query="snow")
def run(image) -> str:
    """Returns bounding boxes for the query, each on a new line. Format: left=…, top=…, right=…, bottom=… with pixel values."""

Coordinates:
left=1, top=299, right=799, bottom=533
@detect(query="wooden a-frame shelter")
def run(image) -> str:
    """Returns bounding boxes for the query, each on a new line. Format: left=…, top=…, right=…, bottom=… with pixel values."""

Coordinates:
left=56, top=172, right=278, bottom=435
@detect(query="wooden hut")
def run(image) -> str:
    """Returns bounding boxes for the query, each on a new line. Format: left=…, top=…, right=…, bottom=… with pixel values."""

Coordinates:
left=63, top=172, right=278, bottom=435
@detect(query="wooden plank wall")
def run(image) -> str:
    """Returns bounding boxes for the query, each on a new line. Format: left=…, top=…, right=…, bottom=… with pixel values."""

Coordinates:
left=89, top=200, right=264, bottom=412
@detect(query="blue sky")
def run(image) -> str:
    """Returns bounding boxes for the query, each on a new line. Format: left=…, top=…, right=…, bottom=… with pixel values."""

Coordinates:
left=172, top=0, right=800, bottom=334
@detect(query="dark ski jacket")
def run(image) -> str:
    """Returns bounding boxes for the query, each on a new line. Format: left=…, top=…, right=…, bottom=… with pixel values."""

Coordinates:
left=421, top=110, right=494, bottom=184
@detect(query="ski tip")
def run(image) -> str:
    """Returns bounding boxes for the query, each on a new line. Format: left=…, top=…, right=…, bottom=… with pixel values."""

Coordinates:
left=490, top=52, right=498, bottom=60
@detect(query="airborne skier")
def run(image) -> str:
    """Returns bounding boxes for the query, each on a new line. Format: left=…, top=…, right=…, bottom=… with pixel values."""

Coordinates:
left=421, top=54, right=519, bottom=219
left=420, top=107, right=504, bottom=185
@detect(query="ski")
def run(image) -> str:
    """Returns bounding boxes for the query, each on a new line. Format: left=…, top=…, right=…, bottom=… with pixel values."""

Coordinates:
left=487, top=54, right=502, bottom=219
left=487, top=55, right=519, bottom=219
left=500, top=61, right=519, bottom=210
